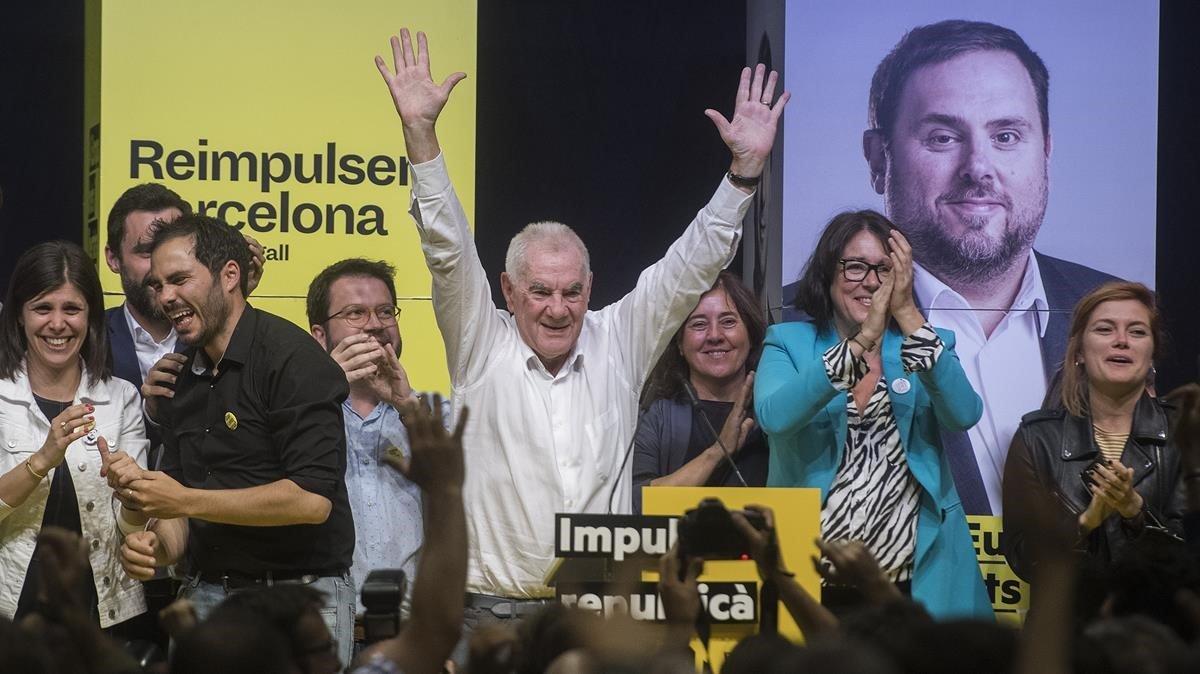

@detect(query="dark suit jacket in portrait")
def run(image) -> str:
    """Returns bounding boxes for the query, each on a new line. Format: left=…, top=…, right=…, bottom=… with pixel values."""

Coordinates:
left=105, top=304, right=179, bottom=464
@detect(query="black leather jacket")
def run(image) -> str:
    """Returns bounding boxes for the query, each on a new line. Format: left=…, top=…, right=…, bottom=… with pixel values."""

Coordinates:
left=1001, top=393, right=1185, bottom=581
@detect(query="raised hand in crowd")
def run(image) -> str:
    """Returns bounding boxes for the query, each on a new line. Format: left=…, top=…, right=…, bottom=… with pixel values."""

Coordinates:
left=140, top=353, right=187, bottom=424
left=1014, top=487, right=1078, bottom=674
left=20, top=527, right=140, bottom=674
left=732, top=505, right=839, bottom=637
left=361, top=395, right=468, bottom=674
left=657, top=540, right=704, bottom=652
left=332, top=333, right=414, bottom=406
left=383, top=394, right=465, bottom=492
left=813, top=538, right=901, bottom=604
left=885, top=228, right=926, bottom=335
left=375, top=28, right=467, bottom=163
left=158, top=599, right=198, bottom=639
left=704, top=63, right=790, bottom=187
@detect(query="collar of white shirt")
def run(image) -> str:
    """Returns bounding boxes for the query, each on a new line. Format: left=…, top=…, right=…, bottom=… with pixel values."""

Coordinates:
left=911, top=249, right=1049, bottom=339
left=122, top=303, right=177, bottom=347
left=516, top=323, right=588, bottom=378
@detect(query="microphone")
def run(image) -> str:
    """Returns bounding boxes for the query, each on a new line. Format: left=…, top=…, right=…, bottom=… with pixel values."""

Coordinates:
left=607, top=430, right=638, bottom=515
left=678, top=373, right=749, bottom=488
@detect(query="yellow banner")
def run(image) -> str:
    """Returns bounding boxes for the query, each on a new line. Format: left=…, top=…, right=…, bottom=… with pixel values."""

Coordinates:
left=85, top=0, right=477, bottom=394
left=967, top=515, right=1029, bottom=625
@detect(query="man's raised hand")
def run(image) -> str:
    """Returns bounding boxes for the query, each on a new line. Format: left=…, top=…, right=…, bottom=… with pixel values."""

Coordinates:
left=384, top=394, right=467, bottom=494
left=705, top=64, right=790, bottom=182
left=375, top=28, right=467, bottom=163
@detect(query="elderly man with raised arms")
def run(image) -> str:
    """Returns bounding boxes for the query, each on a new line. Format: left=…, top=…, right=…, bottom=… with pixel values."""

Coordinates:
left=374, top=28, right=787, bottom=628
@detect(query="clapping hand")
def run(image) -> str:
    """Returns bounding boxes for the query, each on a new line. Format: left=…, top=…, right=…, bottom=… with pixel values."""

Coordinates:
left=887, top=229, right=925, bottom=333
left=858, top=273, right=894, bottom=347
left=713, top=371, right=756, bottom=458
left=331, top=334, right=414, bottom=405
left=1080, top=459, right=1143, bottom=529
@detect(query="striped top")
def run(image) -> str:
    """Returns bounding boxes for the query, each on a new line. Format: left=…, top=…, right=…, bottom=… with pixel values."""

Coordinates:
left=1092, top=425, right=1129, bottom=463
left=818, top=324, right=944, bottom=583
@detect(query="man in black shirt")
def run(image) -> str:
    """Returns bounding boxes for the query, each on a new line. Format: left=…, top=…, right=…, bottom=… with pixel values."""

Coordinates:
left=105, top=214, right=356, bottom=666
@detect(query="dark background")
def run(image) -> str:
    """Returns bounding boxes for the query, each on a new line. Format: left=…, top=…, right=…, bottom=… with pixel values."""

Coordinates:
left=1, top=1, right=1195, bottom=389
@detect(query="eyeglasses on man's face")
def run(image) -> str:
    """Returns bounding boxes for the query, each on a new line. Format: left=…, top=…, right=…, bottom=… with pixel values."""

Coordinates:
left=838, top=259, right=892, bottom=283
left=322, top=304, right=400, bottom=327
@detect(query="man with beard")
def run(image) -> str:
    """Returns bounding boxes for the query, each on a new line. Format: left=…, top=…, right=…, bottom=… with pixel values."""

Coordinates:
left=103, top=185, right=190, bottom=393
left=305, top=258, right=446, bottom=631
left=103, top=184, right=266, bottom=399
left=104, top=214, right=356, bottom=667
left=855, top=20, right=1115, bottom=515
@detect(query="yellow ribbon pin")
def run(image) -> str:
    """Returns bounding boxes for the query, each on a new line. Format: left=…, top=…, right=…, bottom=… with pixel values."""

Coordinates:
left=224, top=412, right=238, bottom=431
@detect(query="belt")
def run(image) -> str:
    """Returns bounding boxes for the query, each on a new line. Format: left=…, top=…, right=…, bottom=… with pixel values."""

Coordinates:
left=199, top=568, right=346, bottom=591
left=465, top=592, right=553, bottom=619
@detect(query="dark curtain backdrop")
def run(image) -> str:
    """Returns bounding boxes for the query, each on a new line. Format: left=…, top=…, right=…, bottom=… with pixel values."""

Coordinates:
left=1, top=1, right=1195, bottom=387
left=476, top=1, right=748, bottom=309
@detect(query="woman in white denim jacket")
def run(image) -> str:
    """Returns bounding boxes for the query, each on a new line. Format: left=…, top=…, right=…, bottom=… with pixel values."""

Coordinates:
left=0, top=242, right=149, bottom=628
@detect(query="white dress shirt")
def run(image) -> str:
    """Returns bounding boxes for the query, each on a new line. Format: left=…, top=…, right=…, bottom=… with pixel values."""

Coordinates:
left=123, top=304, right=177, bottom=385
left=912, top=251, right=1048, bottom=515
left=409, top=154, right=749, bottom=597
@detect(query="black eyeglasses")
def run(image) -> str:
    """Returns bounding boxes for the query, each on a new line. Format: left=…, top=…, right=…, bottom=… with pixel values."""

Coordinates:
left=322, top=305, right=400, bottom=327
left=839, top=259, right=892, bottom=283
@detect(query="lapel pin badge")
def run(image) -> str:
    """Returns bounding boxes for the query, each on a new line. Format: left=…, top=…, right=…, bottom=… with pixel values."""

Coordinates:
left=890, top=378, right=911, bottom=395
left=225, top=412, right=238, bottom=431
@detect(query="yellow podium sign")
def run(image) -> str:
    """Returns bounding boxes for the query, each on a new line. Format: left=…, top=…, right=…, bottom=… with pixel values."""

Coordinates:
left=642, top=486, right=822, bottom=671
left=967, top=515, right=1030, bottom=625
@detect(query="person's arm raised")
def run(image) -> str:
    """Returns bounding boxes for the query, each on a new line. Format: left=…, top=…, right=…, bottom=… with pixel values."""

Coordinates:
left=705, top=64, right=790, bottom=193
left=365, top=395, right=468, bottom=674
left=732, top=506, right=839, bottom=638
left=375, top=28, right=467, bottom=165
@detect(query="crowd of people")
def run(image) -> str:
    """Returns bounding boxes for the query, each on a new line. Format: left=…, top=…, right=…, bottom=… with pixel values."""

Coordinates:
left=0, top=19, right=1198, bottom=674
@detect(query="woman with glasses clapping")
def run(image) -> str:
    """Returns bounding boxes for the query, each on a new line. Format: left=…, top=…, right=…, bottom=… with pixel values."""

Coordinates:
left=754, top=210, right=991, bottom=620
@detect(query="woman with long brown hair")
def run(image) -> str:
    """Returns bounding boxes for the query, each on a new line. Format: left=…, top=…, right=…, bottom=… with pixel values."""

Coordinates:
left=1002, top=281, right=1185, bottom=580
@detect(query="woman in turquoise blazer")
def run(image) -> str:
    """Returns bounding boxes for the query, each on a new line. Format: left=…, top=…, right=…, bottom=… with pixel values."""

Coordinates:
left=755, top=210, right=991, bottom=620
